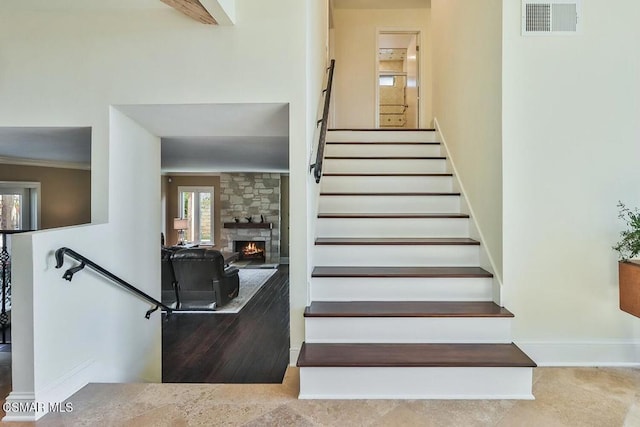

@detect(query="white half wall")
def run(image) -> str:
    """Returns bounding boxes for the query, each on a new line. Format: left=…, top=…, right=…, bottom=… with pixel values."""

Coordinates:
left=331, top=7, right=433, bottom=128
left=502, top=0, right=640, bottom=364
left=431, top=0, right=504, bottom=281
left=5, top=111, right=162, bottom=422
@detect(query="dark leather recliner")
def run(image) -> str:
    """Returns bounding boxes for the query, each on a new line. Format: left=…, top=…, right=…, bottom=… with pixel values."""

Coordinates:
left=170, top=248, right=240, bottom=310
left=161, top=247, right=180, bottom=308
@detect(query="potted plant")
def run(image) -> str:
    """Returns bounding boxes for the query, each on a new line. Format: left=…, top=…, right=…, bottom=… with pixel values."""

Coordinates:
left=613, top=201, right=640, bottom=318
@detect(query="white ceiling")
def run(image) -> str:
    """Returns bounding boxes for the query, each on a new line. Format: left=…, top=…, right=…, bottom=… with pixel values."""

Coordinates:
left=161, top=136, right=288, bottom=173
left=0, top=0, right=166, bottom=10
left=333, top=0, right=430, bottom=9
left=117, top=103, right=290, bottom=174
left=0, top=127, right=91, bottom=166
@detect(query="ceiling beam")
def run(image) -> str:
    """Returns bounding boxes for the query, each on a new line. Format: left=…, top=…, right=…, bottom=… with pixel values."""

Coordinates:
left=160, top=0, right=218, bottom=25
left=161, top=0, right=236, bottom=25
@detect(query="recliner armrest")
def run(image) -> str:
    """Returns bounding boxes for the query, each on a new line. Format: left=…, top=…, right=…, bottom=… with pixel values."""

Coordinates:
left=223, top=266, right=239, bottom=277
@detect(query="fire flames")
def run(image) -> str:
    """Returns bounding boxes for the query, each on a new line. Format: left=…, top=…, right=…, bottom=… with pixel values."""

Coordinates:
left=242, top=242, right=264, bottom=256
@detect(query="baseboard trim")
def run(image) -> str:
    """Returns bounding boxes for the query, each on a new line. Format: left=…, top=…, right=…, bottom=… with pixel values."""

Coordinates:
left=517, top=341, right=640, bottom=366
left=39, top=358, right=98, bottom=404
left=290, top=346, right=301, bottom=366
left=434, top=119, right=503, bottom=298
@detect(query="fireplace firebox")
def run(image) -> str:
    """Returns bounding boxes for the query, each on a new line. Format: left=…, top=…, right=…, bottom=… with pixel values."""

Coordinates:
left=234, top=240, right=266, bottom=262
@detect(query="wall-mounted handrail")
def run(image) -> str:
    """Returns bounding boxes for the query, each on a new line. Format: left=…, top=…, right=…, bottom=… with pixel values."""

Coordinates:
left=310, top=59, right=336, bottom=184
left=55, top=247, right=173, bottom=319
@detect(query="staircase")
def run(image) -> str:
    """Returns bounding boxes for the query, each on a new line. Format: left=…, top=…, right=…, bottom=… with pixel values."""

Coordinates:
left=297, top=129, right=536, bottom=399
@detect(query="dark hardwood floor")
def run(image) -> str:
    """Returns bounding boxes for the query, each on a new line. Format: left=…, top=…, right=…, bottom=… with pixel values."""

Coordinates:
left=0, top=325, right=10, bottom=347
left=162, top=265, right=290, bottom=384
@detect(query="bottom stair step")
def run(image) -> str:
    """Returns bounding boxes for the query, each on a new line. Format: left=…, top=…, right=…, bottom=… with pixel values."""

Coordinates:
left=297, top=343, right=536, bottom=400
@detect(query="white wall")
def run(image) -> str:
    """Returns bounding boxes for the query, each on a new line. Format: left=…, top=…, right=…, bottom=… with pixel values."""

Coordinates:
left=503, top=0, right=640, bottom=364
left=332, top=8, right=432, bottom=128
left=431, top=0, right=504, bottom=281
left=0, top=0, right=317, bottom=418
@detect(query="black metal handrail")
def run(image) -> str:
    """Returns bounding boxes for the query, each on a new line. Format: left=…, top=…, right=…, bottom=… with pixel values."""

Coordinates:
left=0, top=230, right=32, bottom=344
left=55, top=247, right=173, bottom=319
left=310, top=59, right=336, bottom=184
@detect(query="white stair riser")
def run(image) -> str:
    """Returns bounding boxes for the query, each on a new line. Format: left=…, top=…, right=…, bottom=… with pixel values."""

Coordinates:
left=327, top=130, right=437, bottom=143
left=299, top=367, right=534, bottom=399
left=310, top=277, right=494, bottom=302
left=326, top=144, right=441, bottom=157
left=316, top=218, right=469, bottom=238
left=305, top=318, right=512, bottom=344
left=324, top=159, right=446, bottom=174
left=314, top=245, right=480, bottom=267
left=321, top=176, right=453, bottom=193
left=318, top=195, right=460, bottom=214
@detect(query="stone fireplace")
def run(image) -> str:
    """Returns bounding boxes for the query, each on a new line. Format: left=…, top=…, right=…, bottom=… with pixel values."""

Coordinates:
left=219, top=173, right=281, bottom=264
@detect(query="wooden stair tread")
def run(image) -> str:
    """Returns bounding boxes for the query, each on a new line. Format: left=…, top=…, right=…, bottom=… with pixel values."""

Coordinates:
left=304, top=302, right=513, bottom=318
left=312, top=266, right=493, bottom=278
left=297, top=343, right=537, bottom=368
left=315, top=238, right=480, bottom=246
left=323, top=173, right=453, bottom=177
left=325, top=156, right=446, bottom=160
left=320, top=192, right=461, bottom=196
left=318, top=213, right=469, bottom=219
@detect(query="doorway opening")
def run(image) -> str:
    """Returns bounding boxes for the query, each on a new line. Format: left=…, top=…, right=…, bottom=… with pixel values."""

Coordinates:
left=116, top=103, right=291, bottom=384
left=376, top=31, right=420, bottom=129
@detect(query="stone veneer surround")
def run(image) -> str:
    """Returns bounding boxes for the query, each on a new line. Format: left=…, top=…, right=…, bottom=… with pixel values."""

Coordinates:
left=220, top=173, right=281, bottom=263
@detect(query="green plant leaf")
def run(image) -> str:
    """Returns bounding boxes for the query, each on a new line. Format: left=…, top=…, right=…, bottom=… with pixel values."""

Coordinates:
left=613, top=201, right=640, bottom=261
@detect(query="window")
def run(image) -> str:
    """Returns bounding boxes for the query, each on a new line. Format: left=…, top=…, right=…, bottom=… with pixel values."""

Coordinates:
left=379, top=76, right=395, bottom=86
left=178, top=186, right=213, bottom=244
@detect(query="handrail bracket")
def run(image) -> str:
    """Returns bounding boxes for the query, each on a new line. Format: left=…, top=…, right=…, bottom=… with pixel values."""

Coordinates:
left=145, top=305, right=160, bottom=319
left=62, top=262, right=85, bottom=282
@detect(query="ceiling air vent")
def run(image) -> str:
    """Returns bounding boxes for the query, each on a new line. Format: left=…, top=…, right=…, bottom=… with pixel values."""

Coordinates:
left=522, top=0, right=582, bottom=35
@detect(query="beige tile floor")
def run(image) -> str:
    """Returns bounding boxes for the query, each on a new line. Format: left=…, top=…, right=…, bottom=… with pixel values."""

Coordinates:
left=2, top=363, right=640, bottom=426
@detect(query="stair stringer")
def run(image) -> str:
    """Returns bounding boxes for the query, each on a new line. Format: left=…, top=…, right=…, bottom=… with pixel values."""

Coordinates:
left=434, top=118, right=504, bottom=306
